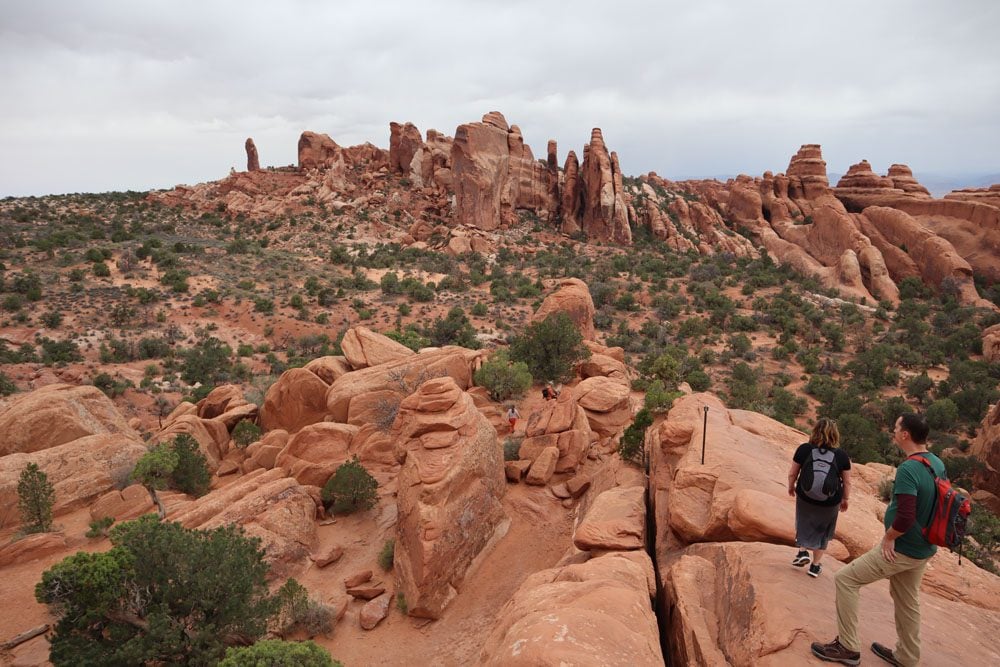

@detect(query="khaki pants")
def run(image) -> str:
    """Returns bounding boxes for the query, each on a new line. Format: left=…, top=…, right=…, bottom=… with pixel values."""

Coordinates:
left=835, top=545, right=930, bottom=666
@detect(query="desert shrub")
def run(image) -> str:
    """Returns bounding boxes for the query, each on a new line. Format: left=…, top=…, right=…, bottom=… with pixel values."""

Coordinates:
left=471, top=302, right=488, bottom=316
left=85, top=516, right=114, bottom=539
left=619, top=408, right=652, bottom=466
left=273, top=579, right=334, bottom=638
left=41, top=310, right=63, bottom=328
left=643, top=379, right=680, bottom=413
left=321, top=457, right=378, bottom=514
left=424, top=306, right=480, bottom=348
left=37, top=515, right=278, bottom=666
left=502, top=436, right=523, bottom=461
left=925, top=398, right=960, bottom=431
left=181, top=337, right=234, bottom=386
left=233, top=420, right=263, bottom=448
left=473, top=350, right=532, bottom=401
left=18, top=462, right=55, bottom=533
left=509, top=312, right=590, bottom=384
left=39, top=337, right=81, bottom=364
left=92, top=372, right=133, bottom=398
left=0, top=370, right=16, bottom=396
left=877, top=476, right=895, bottom=503
left=396, top=591, right=408, bottom=615
left=171, top=434, right=211, bottom=497
left=377, top=539, right=395, bottom=571
left=219, top=640, right=339, bottom=667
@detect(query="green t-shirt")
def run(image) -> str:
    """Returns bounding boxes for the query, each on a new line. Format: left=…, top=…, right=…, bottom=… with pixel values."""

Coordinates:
left=883, top=452, right=945, bottom=560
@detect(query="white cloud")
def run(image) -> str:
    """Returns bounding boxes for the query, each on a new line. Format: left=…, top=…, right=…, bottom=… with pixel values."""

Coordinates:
left=1, top=0, right=998, bottom=195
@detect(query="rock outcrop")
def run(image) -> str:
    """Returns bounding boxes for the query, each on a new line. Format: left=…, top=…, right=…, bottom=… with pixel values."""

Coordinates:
left=392, top=377, right=507, bottom=619
left=0, top=384, right=139, bottom=456
left=274, top=421, right=357, bottom=487
left=341, top=326, right=415, bottom=370
left=259, top=367, right=331, bottom=433
left=573, top=376, right=632, bottom=438
left=519, top=390, right=593, bottom=475
left=246, top=138, right=260, bottom=172
left=0, top=433, right=146, bottom=528
left=565, top=129, right=632, bottom=243
left=971, top=401, right=1000, bottom=513
left=530, top=277, right=597, bottom=341
left=478, top=551, right=663, bottom=666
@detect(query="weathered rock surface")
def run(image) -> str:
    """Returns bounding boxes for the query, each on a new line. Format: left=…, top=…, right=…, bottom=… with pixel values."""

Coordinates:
left=246, top=138, right=260, bottom=172
left=392, top=377, right=507, bottom=619
left=0, top=532, right=68, bottom=567
left=152, top=413, right=230, bottom=470
left=341, top=326, right=415, bottom=370
left=570, top=129, right=632, bottom=244
left=478, top=551, right=662, bottom=666
left=359, top=594, right=391, bottom=629
left=972, top=401, right=1000, bottom=508
left=0, top=433, right=146, bottom=529
left=573, top=485, right=646, bottom=551
left=531, top=277, right=597, bottom=341
left=573, top=376, right=632, bottom=437
left=519, top=390, right=593, bottom=474
left=274, top=422, right=357, bottom=487
left=0, top=384, right=139, bottom=456
left=304, top=356, right=353, bottom=385
left=259, top=368, right=331, bottom=433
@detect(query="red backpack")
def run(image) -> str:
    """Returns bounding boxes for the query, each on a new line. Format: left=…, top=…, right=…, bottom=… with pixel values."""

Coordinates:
left=907, top=453, right=972, bottom=555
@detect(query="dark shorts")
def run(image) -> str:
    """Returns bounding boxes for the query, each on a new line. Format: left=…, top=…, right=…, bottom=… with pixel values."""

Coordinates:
left=795, top=496, right=840, bottom=550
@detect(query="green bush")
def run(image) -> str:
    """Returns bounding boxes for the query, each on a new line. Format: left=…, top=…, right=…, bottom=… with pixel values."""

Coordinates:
left=233, top=420, right=263, bottom=448
left=85, top=516, right=114, bottom=539
left=171, top=434, right=211, bottom=497
left=509, top=312, right=591, bottom=384
left=92, top=262, right=111, bottom=277
left=18, top=462, right=55, bottom=533
left=619, top=408, right=652, bottom=466
left=37, top=516, right=278, bottom=666
left=220, top=640, right=339, bottom=667
left=926, top=398, right=959, bottom=431
left=0, top=370, right=16, bottom=396
left=474, top=350, right=533, bottom=401
left=272, top=579, right=334, bottom=638
left=503, top=437, right=523, bottom=461
left=377, top=539, right=395, bottom=571
left=321, top=457, right=378, bottom=514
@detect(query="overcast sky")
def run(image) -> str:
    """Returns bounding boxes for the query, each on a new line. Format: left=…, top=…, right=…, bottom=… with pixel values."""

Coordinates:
left=2, top=0, right=998, bottom=197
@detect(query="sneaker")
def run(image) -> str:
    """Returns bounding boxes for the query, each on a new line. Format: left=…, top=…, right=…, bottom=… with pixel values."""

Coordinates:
left=811, top=637, right=861, bottom=665
left=871, top=642, right=903, bottom=666
left=792, top=549, right=811, bottom=567
left=808, top=563, right=822, bottom=578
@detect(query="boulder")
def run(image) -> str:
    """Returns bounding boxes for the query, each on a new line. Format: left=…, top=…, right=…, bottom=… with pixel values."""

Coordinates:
left=0, top=532, right=68, bottom=567
left=525, top=446, right=559, bottom=485
left=392, top=377, right=507, bottom=619
left=245, top=137, right=260, bottom=171
left=0, top=433, right=146, bottom=529
left=478, top=551, right=663, bottom=666
left=274, top=422, right=357, bottom=487
left=531, top=278, right=596, bottom=341
left=245, top=429, right=289, bottom=471
left=359, top=594, right=391, bottom=630
left=311, top=545, right=344, bottom=567
left=304, top=356, right=353, bottom=384
left=0, top=384, right=139, bottom=455
left=151, top=414, right=230, bottom=470
left=573, top=485, right=646, bottom=551
left=259, top=368, right=330, bottom=434
left=573, top=376, right=632, bottom=437
left=344, top=570, right=373, bottom=588
left=341, top=326, right=415, bottom=370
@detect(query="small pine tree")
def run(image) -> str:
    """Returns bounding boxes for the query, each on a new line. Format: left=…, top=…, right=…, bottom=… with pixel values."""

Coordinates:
left=171, top=434, right=211, bottom=497
left=131, top=443, right=179, bottom=518
left=619, top=409, right=653, bottom=466
left=321, top=457, right=378, bottom=514
left=509, top=312, right=591, bottom=384
left=219, top=640, right=339, bottom=667
left=18, top=462, right=55, bottom=533
left=232, top=420, right=262, bottom=448
left=474, top=350, right=533, bottom=401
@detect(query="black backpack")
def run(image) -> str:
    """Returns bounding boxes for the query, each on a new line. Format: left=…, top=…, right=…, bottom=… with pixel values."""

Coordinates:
left=799, top=446, right=841, bottom=502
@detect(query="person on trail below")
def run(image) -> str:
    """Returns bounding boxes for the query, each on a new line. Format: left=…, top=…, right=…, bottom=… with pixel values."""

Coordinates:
left=506, top=405, right=521, bottom=432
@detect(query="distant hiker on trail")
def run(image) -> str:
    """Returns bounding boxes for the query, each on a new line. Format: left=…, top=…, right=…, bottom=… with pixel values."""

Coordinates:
left=787, top=417, right=852, bottom=579
left=541, top=383, right=557, bottom=400
left=811, top=413, right=943, bottom=667
left=506, top=405, right=521, bottom=432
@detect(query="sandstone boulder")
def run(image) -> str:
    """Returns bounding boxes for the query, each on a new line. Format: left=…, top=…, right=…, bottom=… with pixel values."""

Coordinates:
left=151, top=414, right=230, bottom=470
left=274, top=422, right=357, bottom=487
left=341, top=326, right=415, bottom=370
left=304, top=356, right=353, bottom=385
left=0, top=384, right=139, bottom=456
left=531, top=277, right=596, bottom=341
left=478, top=551, right=662, bottom=666
left=245, top=429, right=289, bottom=471
left=359, top=594, right=391, bottom=629
left=392, top=377, right=507, bottom=619
left=245, top=138, right=260, bottom=172
left=573, top=485, right=646, bottom=551
left=0, top=532, right=68, bottom=567
left=573, top=376, right=632, bottom=437
left=259, top=368, right=330, bottom=433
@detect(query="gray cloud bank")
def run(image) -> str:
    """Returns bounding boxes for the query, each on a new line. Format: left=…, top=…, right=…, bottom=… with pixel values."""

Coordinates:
left=1, top=0, right=998, bottom=196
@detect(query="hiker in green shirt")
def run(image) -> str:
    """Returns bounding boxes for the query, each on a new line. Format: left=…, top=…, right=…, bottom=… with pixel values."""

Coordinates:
left=811, top=413, right=943, bottom=667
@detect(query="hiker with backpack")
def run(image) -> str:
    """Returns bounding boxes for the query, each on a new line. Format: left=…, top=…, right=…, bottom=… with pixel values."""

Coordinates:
left=787, top=417, right=853, bottom=578
left=811, top=412, right=970, bottom=666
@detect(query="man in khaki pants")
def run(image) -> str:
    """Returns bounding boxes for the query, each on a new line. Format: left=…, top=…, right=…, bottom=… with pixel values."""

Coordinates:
left=811, top=413, right=942, bottom=666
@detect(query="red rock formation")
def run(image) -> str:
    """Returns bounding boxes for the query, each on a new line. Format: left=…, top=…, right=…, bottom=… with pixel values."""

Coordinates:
left=479, top=551, right=663, bottom=666
left=259, top=367, right=331, bottom=433
left=531, top=277, right=597, bottom=341
left=570, top=129, right=632, bottom=243
left=573, top=376, right=633, bottom=438
left=245, top=138, right=260, bottom=172
left=836, top=160, right=895, bottom=189
left=0, top=384, right=139, bottom=456
left=392, top=377, right=507, bottom=619
left=560, top=150, right=582, bottom=235
left=887, top=164, right=930, bottom=195
left=520, top=389, right=593, bottom=474
left=389, top=121, right=423, bottom=175
left=274, top=421, right=357, bottom=486
left=786, top=144, right=832, bottom=201
left=945, top=183, right=1000, bottom=208
left=340, top=326, right=415, bottom=370
left=971, top=401, right=1000, bottom=514
left=297, top=131, right=341, bottom=170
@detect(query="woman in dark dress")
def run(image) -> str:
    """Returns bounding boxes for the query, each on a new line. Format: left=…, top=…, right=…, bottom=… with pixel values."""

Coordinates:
left=786, top=417, right=852, bottom=578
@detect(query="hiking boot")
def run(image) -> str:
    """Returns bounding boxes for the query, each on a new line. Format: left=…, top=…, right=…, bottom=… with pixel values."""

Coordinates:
left=811, top=637, right=861, bottom=665
left=871, top=642, right=903, bottom=666
left=792, top=549, right=811, bottom=567
left=808, top=563, right=822, bottom=578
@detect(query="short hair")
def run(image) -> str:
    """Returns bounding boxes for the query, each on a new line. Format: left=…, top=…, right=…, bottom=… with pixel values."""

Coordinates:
left=809, top=417, right=840, bottom=449
left=899, top=412, right=929, bottom=444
